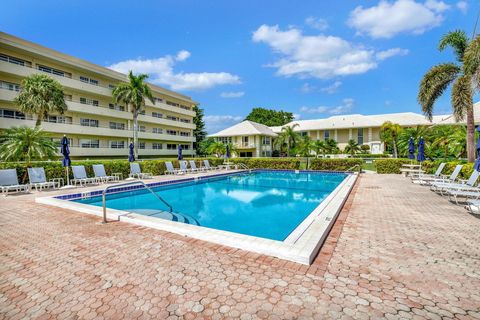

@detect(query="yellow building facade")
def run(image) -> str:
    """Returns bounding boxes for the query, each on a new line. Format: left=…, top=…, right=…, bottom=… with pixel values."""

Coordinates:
left=0, top=32, right=197, bottom=158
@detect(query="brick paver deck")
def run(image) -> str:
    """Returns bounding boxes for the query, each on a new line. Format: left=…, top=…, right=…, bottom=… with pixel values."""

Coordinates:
left=1, top=174, right=479, bottom=319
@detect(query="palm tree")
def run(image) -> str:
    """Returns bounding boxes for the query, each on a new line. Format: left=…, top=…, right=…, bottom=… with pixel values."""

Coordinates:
left=207, top=141, right=226, bottom=157
left=324, top=138, right=339, bottom=154
left=397, top=125, right=430, bottom=156
left=297, top=135, right=314, bottom=157
left=14, top=74, right=67, bottom=126
left=0, top=126, right=57, bottom=163
left=275, top=124, right=300, bottom=156
left=112, top=71, right=154, bottom=159
left=380, top=121, right=402, bottom=158
left=418, top=30, right=480, bottom=162
left=312, top=140, right=327, bottom=157
left=225, top=142, right=239, bottom=157
left=344, top=139, right=360, bottom=156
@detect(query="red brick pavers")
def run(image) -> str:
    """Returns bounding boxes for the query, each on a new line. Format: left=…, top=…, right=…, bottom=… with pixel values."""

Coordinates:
left=1, top=174, right=480, bottom=319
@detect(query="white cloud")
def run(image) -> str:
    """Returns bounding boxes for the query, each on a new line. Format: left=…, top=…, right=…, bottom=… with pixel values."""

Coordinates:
left=348, top=0, right=450, bottom=39
left=205, top=115, right=243, bottom=133
left=320, top=81, right=342, bottom=94
left=300, top=98, right=355, bottom=115
left=305, top=16, right=329, bottom=31
left=456, top=1, right=468, bottom=13
left=220, top=91, right=245, bottom=98
left=252, top=24, right=403, bottom=80
left=300, top=83, right=316, bottom=93
left=376, top=48, right=410, bottom=60
left=108, top=51, right=240, bottom=91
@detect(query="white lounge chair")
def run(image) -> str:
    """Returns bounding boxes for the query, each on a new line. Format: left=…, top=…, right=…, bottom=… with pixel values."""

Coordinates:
left=165, top=161, right=182, bottom=175
left=411, top=163, right=446, bottom=183
left=448, top=188, right=480, bottom=205
left=72, top=165, right=98, bottom=186
left=179, top=160, right=192, bottom=174
left=129, top=163, right=152, bottom=179
left=418, top=164, right=463, bottom=186
left=431, top=170, right=480, bottom=195
left=27, top=167, right=59, bottom=191
left=93, top=164, right=118, bottom=183
left=465, top=199, right=480, bottom=214
left=203, top=160, right=219, bottom=171
left=0, top=169, right=29, bottom=195
left=189, top=160, right=203, bottom=172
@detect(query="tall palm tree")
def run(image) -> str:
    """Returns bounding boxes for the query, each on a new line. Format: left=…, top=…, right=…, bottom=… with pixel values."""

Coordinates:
left=112, top=71, right=154, bottom=158
left=324, top=138, right=339, bottom=154
left=14, top=74, right=67, bottom=126
left=344, top=139, right=360, bottom=156
left=418, top=30, right=480, bottom=162
left=225, top=142, right=239, bottom=157
left=380, top=121, right=402, bottom=158
left=312, top=140, right=327, bottom=157
left=0, top=126, right=57, bottom=163
left=207, top=141, right=226, bottom=157
left=297, top=135, right=314, bottom=157
left=275, top=124, right=300, bottom=156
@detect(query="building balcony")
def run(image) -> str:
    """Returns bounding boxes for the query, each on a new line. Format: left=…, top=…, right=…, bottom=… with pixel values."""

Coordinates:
left=68, top=147, right=194, bottom=157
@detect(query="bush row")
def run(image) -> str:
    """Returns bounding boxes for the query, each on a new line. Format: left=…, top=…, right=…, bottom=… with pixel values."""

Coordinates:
left=228, top=157, right=301, bottom=170
left=351, top=154, right=391, bottom=158
left=375, top=159, right=413, bottom=174
left=374, top=158, right=474, bottom=178
left=310, top=158, right=363, bottom=172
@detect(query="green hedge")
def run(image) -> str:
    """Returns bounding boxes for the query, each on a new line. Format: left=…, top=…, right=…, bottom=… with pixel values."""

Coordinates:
left=228, top=157, right=301, bottom=170
left=352, top=154, right=391, bottom=158
left=421, top=160, right=472, bottom=179
left=375, top=159, right=412, bottom=174
left=310, top=158, right=363, bottom=172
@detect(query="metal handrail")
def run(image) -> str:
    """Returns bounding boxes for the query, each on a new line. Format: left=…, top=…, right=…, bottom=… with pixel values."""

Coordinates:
left=236, top=163, right=250, bottom=170
left=347, top=164, right=361, bottom=172
left=102, top=181, right=172, bottom=223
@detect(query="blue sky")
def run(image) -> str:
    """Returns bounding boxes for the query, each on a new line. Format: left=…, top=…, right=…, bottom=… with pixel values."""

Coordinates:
left=0, top=0, right=476, bottom=133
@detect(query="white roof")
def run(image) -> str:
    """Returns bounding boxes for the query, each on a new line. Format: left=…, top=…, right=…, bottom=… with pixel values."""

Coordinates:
left=271, top=112, right=458, bottom=133
left=210, top=120, right=277, bottom=137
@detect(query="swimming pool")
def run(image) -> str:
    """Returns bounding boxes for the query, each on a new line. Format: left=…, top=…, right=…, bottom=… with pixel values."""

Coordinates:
left=73, top=171, right=347, bottom=241
left=37, top=169, right=357, bottom=264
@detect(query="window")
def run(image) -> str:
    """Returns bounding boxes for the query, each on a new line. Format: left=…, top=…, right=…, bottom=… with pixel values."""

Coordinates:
left=152, top=128, right=163, bottom=134
left=262, top=137, right=271, bottom=145
left=139, top=142, right=146, bottom=149
left=0, top=53, right=31, bottom=67
left=181, top=144, right=190, bottom=150
left=109, top=122, right=125, bottom=130
left=166, top=130, right=177, bottom=136
left=51, top=137, right=73, bottom=146
left=180, top=118, right=191, bottom=123
left=0, top=108, right=26, bottom=119
left=108, top=84, right=116, bottom=89
left=180, top=105, right=191, bottom=111
left=0, top=80, right=20, bottom=92
left=152, top=143, right=163, bottom=150
left=167, top=144, right=177, bottom=150
left=166, top=115, right=178, bottom=121
left=139, top=110, right=146, bottom=115
left=217, top=137, right=231, bottom=144
left=37, top=65, right=71, bottom=78
left=80, top=139, right=99, bottom=148
left=46, top=115, right=72, bottom=124
left=324, top=130, right=330, bottom=140
left=152, top=112, right=163, bottom=118
left=166, top=100, right=179, bottom=107
left=80, top=97, right=99, bottom=106
left=242, top=136, right=249, bottom=146
left=64, top=94, right=73, bottom=101
left=357, top=128, right=364, bottom=145
left=262, top=151, right=272, bottom=157
left=154, top=97, right=163, bottom=104
left=180, top=132, right=190, bottom=137
left=300, top=132, right=308, bottom=137
left=110, top=141, right=125, bottom=149
left=80, top=118, right=99, bottom=127
left=80, top=76, right=98, bottom=86
left=139, top=126, right=146, bottom=132
left=109, top=103, right=125, bottom=111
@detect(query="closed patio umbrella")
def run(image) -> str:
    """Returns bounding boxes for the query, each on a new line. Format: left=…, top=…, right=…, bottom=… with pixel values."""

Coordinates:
left=225, top=145, right=231, bottom=159
left=474, top=127, right=480, bottom=172
left=417, top=137, right=426, bottom=162
left=177, top=144, right=183, bottom=160
left=408, top=137, right=415, bottom=160
left=128, top=143, right=135, bottom=162
left=60, top=135, right=74, bottom=188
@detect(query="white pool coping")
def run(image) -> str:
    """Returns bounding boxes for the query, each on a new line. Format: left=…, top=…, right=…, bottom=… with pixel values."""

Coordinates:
left=36, top=171, right=358, bottom=265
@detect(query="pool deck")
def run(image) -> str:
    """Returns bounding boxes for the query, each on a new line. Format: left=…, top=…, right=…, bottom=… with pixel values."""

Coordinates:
left=1, top=173, right=480, bottom=319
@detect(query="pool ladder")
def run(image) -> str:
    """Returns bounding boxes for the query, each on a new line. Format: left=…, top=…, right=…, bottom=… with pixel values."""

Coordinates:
left=102, top=180, right=173, bottom=223
left=237, top=163, right=252, bottom=172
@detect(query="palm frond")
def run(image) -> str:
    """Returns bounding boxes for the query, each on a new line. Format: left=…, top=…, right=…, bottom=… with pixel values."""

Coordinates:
left=418, top=63, right=460, bottom=120
left=438, top=30, right=469, bottom=62
left=451, top=74, right=473, bottom=122
left=463, top=34, right=480, bottom=86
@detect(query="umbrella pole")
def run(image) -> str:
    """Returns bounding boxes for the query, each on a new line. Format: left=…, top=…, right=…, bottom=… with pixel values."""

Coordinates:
left=66, top=166, right=70, bottom=186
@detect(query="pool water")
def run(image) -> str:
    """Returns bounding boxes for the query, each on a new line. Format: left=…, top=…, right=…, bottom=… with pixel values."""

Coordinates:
left=74, top=171, right=347, bottom=241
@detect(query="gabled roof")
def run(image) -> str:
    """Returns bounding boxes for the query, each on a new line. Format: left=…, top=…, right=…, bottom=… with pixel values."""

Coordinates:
left=210, top=120, right=277, bottom=137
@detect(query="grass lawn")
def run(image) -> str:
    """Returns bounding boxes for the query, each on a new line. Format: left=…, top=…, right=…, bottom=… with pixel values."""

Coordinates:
left=362, top=161, right=376, bottom=172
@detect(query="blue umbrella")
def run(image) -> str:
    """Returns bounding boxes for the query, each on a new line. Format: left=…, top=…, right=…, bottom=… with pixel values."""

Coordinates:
left=128, top=143, right=135, bottom=162
left=408, top=137, right=415, bottom=160
left=177, top=144, right=183, bottom=160
left=417, top=137, right=426, bottom=162
left=60, top=136, right=71, bottom=167
left=474, top=127, right=480, bottom=172
left=225, top=145, right=231, bottom=158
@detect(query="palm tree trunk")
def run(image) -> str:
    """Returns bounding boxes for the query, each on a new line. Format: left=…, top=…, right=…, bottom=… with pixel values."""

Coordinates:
left=393, top=140, right=398, bottom=158
left=133, top=110, right=139, bottom=159
left=466, top=107, right=475, bottom=162
left=35, top=114, right=42, bottom=127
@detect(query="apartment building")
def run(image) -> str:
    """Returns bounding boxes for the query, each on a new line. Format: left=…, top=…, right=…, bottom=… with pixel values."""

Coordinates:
left=210, top=111, right=466, bottom=156
left=0, top=32, right=197, bottom=158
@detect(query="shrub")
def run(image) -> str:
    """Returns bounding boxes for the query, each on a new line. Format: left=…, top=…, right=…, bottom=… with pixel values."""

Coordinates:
left=310, top=158, right=363, bottom=172
left=228, top=157, right=300, bottom=170
left=375, top=159, right=412, bottom=174
left=421, top=160, right=472, bottom=179
left=352, top=154, right=391, bottom=158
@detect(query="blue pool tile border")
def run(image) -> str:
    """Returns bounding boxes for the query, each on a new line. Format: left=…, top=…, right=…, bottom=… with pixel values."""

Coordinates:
left=54, top=169, right=353, bottom=201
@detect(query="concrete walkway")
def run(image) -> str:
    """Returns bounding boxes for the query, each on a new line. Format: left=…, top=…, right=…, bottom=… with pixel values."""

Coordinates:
left=0, top=174, right=479, bottom=319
